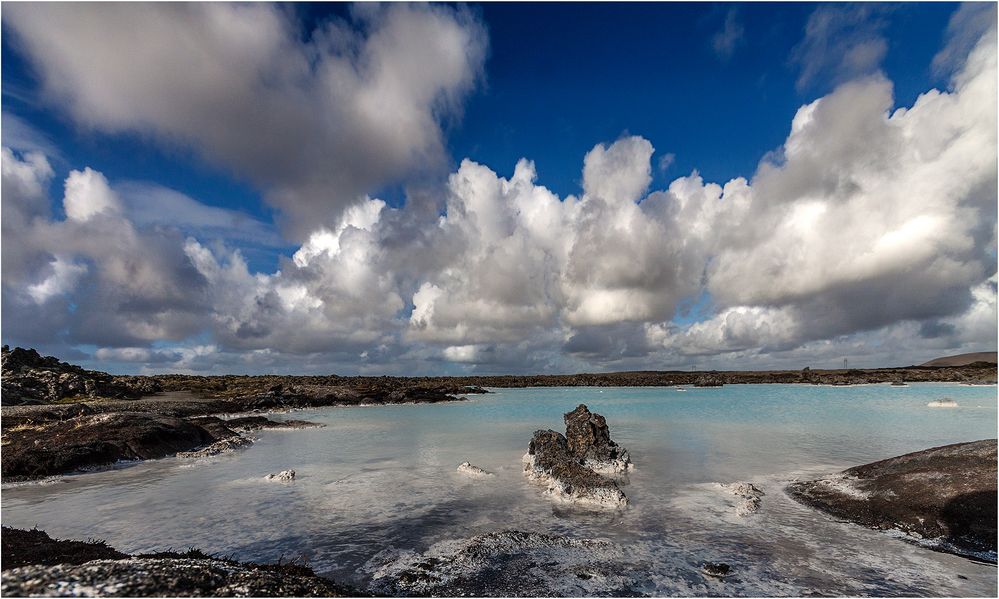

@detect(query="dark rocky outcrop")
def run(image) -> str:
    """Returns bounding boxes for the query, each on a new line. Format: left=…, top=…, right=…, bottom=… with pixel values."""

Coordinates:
left=0, top=527, right=356, bottom=597
left=523, top=405, right=631, bottom=508
left=786, top=439, right=997, bottom=560
left=563, top=404, right=632, bottom=474
left=1, top=527, right=127, bottom=569
left=1, top=346, right=159, bottom=406
left=701, top=562, right=732, bottom=578
left=1, top=413, right=238, bottom=482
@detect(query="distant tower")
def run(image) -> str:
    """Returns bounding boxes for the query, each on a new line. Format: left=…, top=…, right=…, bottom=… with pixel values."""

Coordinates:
left=843, top=358, right=848, bottom=370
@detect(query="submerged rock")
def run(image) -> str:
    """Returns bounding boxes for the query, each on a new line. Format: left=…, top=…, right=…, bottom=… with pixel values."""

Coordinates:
left=456, top=461, right=494, bottom=478
left=786, top=439, right=997, bottom=560
left=523, top=405, right=631, bottom=509
left=717, top=482, right=766, bottom=516
left=265, top=469, right=296, bottom=482
left=927, top=398, right=959, bottom=408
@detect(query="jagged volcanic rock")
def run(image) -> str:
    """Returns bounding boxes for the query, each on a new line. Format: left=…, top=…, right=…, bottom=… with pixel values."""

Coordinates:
left=522, top=405, right=631, bottom=508
left=564, top=404, right=632, bottom=474
left=1, top=346, right=159, bottom=406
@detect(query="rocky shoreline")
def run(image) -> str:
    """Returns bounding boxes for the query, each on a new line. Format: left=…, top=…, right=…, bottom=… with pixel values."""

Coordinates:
left=1, top=346, right=478, bottom=482
left=3, top=346, right=994, bottom=411
left=1, top=411, right=323, bottom=483
left=786, top=439, right=998, bottom=562
left=0, top=527, right=358, bottom=597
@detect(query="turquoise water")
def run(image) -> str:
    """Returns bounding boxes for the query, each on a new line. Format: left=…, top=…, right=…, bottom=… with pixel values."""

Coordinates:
left=3, top=383, right=996, bottom=595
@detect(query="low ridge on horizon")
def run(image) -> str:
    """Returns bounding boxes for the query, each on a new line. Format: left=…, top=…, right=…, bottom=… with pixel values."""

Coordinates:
left=919, top=352, right=999, bottom=368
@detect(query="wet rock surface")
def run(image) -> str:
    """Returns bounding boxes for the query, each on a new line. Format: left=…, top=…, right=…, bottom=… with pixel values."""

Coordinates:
left=523, top=405, right=631, bottom=508
left=716, top=482, right=766, bottom=516
left=564, top=404, right=632, bottom=474
left=364, top=530, right=637, bottom=596
left=786, top=439, right=998, bottom=560
left=265, top=469, right=296, bottom=482
left=176, top=435, right=254, bottom=460
left=456, top=462, right=494, bottom=478
left=1, top=413, right=236, bottom=482
left=196, top=415, right=325, bottom=431
left=700, top=562, right=732, bottom=578
left=0, top=411, right=316, bottom=481
left=0, top=527, right=355, bottom=597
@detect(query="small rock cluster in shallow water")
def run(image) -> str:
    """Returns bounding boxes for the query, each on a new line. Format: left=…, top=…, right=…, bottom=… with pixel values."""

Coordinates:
left=265, top=469, right=296, bottom=482
left=456, top=461, right=494, bottom=478
left=927, top=398, right=959, bottom=408
left=523, top=404, right=632, bottom=508
left=716, top=482, right=766, bottom=516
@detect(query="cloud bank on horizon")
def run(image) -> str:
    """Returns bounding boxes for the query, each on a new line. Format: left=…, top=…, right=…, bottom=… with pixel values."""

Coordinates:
left=1, top=3, right=996, bottom=375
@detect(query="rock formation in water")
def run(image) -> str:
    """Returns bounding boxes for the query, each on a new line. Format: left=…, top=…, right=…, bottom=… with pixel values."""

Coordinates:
left=701, top=562, right=732, bottom=578
left=523, top=404, right=631, bottom=508
left=456, top=461, right=494, bottom=477
left=564, top=404, right=633, bottom=475
left=717, top=482, right=766, bottom=516
left=265, top=469, right=296, bottom=482
left=0, top=527, right=355, bottom=597
left=786, top=439, right=997, bottom=561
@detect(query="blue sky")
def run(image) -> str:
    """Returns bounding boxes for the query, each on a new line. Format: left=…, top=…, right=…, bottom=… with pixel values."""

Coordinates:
left=1, top=2, right=996, bottom=374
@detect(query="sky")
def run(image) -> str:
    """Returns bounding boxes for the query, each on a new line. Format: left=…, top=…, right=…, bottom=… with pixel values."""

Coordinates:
left=1, top=2, right=996, bottom=375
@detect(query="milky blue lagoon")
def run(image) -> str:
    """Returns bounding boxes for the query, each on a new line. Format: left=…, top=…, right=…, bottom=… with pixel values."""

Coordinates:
left=3, top=384, right=996, bottom=595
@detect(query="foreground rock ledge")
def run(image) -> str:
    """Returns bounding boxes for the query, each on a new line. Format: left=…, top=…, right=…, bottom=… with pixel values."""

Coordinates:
left=523, top=404, right=632, bottom=508
left=0, top=527, right=355, bottom=597
left=786, top=439, right=997, bottom=561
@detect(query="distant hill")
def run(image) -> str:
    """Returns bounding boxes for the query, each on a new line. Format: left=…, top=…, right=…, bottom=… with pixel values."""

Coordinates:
left=920, top=352, right=998, bottom=367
